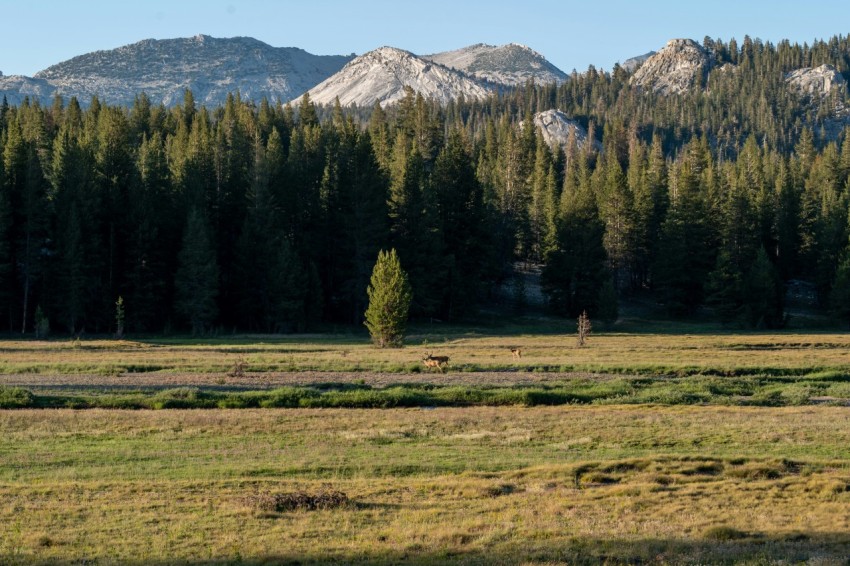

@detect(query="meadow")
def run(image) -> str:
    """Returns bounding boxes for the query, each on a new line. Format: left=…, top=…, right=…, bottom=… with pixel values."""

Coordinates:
left=3, top=325, right=850, bottom=563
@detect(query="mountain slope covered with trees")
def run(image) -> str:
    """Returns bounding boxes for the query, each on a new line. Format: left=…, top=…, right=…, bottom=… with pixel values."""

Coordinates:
left=2, top=34, right=850, bottom=334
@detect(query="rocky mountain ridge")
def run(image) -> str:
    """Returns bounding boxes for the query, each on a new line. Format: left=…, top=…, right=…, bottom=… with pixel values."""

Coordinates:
left=305, top=46, right=494, bottom=107
left=0, top=36, right=567, bottom=108
left=20, top=35, right=354, bottom=107
left=422, top=43, right=567, bottom=86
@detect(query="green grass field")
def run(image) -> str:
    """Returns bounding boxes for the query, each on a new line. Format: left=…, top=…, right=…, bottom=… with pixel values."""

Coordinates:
left=3, top=326, right=850, bottom=563
left=3, top=325, right=850, bottom=377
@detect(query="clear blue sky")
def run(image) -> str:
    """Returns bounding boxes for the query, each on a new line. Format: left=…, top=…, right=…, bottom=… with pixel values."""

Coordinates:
left=1, top=0, right=849, bottom=76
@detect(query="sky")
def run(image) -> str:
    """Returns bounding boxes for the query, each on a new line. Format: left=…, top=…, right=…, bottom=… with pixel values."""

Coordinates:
left=1, top=0, right=849, bottom=77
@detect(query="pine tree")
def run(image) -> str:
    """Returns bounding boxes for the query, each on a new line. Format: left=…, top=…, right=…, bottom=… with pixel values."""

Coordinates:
left=4, top=120, right=48, bottom=333
left=175, top=209, right=219, bottom=335
left=431, top=128, right=491, bottom=319
left=298, top=92, right=319, bottom=128
left=240, top=127, right=314, bottom=332
left=127, top=132, right=170, bottom=331
left=830, top=252, right=850, bottom=328
left=743, top=247, right=784, bottom=328
left=388, top=136, right=442, bottom=316
left=364, top=249, right=412, bottom=348
left=542, top=180, right=607, bottom=317
left=654, top=148, right=717, bottom=316
left=598, top=277, right=619, bottom=326
left=0, top=155, right=10, bottom=330
left=597, top=151, right=634, bottom=288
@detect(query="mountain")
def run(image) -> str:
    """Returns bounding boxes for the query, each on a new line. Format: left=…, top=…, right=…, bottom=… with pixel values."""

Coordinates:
left=0, top=74, right=56, bottom=106
left=422, top=43, right=567, bottom=86
left=620, top=51, right=655, bottom=73
left=0, top=37, right=566, bottom=109
left=630, top=39, right=713, bottom=95
left=305, top=46, right=493, bottom=107
left=4, top=35, right=353, bottom=107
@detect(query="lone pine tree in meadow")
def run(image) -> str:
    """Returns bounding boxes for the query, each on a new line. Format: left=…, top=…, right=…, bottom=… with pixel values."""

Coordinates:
left=364, top=249, right=412, bottom=348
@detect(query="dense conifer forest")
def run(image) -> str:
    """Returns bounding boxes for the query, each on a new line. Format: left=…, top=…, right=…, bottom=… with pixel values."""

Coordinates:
left=3, top=35, right=850, bottom=335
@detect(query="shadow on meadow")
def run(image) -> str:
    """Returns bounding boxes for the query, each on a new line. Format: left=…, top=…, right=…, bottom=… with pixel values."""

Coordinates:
left=5, top=533, right=850, bottom=565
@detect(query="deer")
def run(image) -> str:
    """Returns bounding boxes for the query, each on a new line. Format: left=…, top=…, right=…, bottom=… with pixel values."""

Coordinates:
left=422, top=352, right=450, bottom=373
left=510, top=348, right=522, bottom=359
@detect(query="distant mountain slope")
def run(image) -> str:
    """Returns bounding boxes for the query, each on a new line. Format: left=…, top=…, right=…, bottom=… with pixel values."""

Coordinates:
left=0, top=75, right=56, bottom=105
left=422, top=43, right=567, bottom=86
left=621, top=51, right=656, bottom=72
left=305, top=46, right=493, bottom=107
left=27, top=35, right=352, bottom=107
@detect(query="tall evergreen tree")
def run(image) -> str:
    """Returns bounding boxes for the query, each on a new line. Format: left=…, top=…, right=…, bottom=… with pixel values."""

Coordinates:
left=654, top=147, right=717, bottom=316
left=364, top=249, right=412, bottom=348
left=542, top=177, right=608, bottom=317
left=175, top=209, right=219, bottom=335
left=432, top=128, right=492, bottom=318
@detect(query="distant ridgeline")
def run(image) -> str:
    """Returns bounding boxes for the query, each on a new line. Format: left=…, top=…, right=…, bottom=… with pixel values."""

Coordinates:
left=0, top=34, right=849, bottom=334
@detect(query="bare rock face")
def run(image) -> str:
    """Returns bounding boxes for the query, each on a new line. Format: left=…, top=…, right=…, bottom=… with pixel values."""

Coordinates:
left=785, top=64, right=847, bottom=97
left=630, top=39, right=713, bottom=95
left=305, top=47, right=493, bottom=107
left=423, top=43, right=567, bottom=86
left=527, top=110, right=598, bottom=152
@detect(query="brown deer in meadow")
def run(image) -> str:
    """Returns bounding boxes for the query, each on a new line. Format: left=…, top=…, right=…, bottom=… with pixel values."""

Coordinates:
left=510, top=348, right=522, bottom=359
left=422, top=352, right=450, bottom=373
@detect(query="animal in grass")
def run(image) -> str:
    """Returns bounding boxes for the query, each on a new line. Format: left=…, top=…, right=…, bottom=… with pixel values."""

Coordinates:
left=510, top=348, right=522, bottom=359
left=422, top=352, right=450, bottom=372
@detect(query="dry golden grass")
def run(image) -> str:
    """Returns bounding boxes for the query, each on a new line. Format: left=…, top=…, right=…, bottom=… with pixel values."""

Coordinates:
left=2, top=406, right=850, bottom=563
left=3, top=330, right=850, bottom=377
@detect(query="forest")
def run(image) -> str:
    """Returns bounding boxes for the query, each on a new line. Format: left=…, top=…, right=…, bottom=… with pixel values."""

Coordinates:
left=2, top=34, right=850, bottom=335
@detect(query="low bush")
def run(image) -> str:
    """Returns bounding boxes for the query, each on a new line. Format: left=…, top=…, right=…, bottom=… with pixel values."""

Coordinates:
left=0, top=385, right=35, bottom=408
left=245, top=489, right=349, bottom=513
left=703, top=525, right=750, bottom=541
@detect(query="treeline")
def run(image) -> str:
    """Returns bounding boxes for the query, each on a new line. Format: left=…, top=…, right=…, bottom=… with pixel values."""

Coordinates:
left=1, top=33, right=850, bottom=334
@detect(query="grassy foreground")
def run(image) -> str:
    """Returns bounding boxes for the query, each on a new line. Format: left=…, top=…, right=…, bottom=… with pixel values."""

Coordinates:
left=3, top=406, right=850, bottom=564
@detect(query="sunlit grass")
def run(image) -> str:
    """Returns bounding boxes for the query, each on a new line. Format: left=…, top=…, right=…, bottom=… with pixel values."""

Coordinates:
left=3, top=329, right=850, bottom=376
left=2, top=406, right=850, bottom=563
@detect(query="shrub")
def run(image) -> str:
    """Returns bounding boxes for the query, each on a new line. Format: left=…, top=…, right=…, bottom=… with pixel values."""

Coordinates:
left=0, top=386, right=35, bottom=409
left=245, top=489, right=349, bottom=513
left=480, top=483, right=517, bottom=498
left=703, top=525, right=749, bottom=541
left=150, top=387, right=215, bottom=409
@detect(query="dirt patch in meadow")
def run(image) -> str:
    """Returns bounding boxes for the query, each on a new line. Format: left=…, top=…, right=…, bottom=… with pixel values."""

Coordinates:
left=0, top=370, right=613, bottom=391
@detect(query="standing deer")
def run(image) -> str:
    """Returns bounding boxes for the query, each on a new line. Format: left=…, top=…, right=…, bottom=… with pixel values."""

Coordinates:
left=422, top=352, right=450, bottom=373
left=510, top=348, right=522, bottom=359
